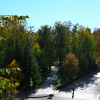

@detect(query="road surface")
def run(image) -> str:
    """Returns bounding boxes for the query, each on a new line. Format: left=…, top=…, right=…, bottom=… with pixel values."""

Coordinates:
left=24, top=69, right=100, bottom=100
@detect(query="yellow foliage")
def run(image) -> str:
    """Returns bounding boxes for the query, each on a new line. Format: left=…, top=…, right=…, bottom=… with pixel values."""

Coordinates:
left=6, top=59, right=23, bottom=82
left=9, top=59, right=16, bottom=68
left=96, top=56, right=100, bottom=68
left=62, top=53, right=78, bottom=79
left=34, top=32, right=39, bottom=41
left=11, top=16, right=15, bottom=21
left=69, top=39, right=72, bottom=43
left=35, top=43, right=38, bottom=47
left=33, top=42, right=41, bottom=55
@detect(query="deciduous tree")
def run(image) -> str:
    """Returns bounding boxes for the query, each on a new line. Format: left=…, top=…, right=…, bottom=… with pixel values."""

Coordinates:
left=62, top=53, right=78, bottom=80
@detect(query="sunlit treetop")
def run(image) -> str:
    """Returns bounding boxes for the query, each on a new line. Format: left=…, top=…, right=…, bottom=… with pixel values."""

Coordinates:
left=0, top=15, right=29, bottom=26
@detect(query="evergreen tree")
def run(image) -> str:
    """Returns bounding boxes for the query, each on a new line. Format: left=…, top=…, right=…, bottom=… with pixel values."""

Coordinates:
left=38, top=25, right=54, bottom=72
left=54, top=22, right=67, bottom=67
left=22, top=36, right=41, bottom=88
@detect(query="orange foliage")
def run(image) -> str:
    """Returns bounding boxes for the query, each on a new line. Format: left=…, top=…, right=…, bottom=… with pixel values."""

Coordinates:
left=11, top=16, right=15, bottom=21
left=3, top=29, right=5, bottom=33
left=8, top=59, right=19, bottom=69
left=6, top=59, right=23, bottom=82
left=96, top=56, right=100, bottom=68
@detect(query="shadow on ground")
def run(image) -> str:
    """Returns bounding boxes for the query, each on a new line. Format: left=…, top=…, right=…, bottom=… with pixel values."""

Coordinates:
left=61, top=70, right=100, bottom=93
left=15, top=89, right=39, bottom=100
left=15, top=71, right=56, bottom=99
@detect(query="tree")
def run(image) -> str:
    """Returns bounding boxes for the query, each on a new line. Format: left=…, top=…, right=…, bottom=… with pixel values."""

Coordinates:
left=2, top=35, right=15, bottom=67
left=78, top=54, right=89, bottom=75
left=21, top=36, right=41, bottom=88
left=76, top=28, right=97, bottom=70
left=62, top=53, right=78, bottom=80
left=38, top=25, right=55, bottom=72
left=96, top=56, right=100, bottom=68
left=93, top=28, right=100, bottom=55
left=0, top=15, right=43, bottom=89
left=0, top=15, right=29, bottom=68
left=72, top=23, right=79, bottom=54
left=54, top=22, right=67, bottom=67
left=64, top=21, right=72, bottom=54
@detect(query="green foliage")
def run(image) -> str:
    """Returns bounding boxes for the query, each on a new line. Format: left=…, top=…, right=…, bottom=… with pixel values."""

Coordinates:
left=38, top=25, right=55, bottom=72
left=0, top=15, right=42, bottom=90
left=56, top=79, right=62, bottom=87
left=54, top=22, right=68, bottom=67
left=0, top=60, right=21, bottom=100
left=96, top=56, right=100, bottom=68
left=51, top=68, right=54, bottom=72
left=0, top=15, right=98, bottom=91
left=53, top=85, right=57, bottom=90
left=21, top=36, right=42, bottom=88
left=53, top=62, right=57, bottom=66
left=93, top=28, right=100, bottom=55
left=77, top=28, right=97, bottom=70
left=78, top=54, right=89, bottom=75
left=0, top=36, right=2, bottom=41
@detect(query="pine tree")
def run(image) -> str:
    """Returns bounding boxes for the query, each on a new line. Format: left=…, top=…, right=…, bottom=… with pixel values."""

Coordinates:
left=22, top=36, right=41, bottom=88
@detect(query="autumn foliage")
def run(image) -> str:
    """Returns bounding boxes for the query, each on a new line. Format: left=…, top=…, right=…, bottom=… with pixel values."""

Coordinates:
left=62, top=53, right=78, bottom=80
left=6, top=59, right=23, bottom=82
left=0, top=15, right=99, bottom=93
left=0, top=59, right=21, bottom=100
left=96, top=56, right=100, bottom=68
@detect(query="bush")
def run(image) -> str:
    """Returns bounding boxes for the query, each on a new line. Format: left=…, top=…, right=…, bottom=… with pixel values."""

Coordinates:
left=53, top=85, right=57, bottom=90
left=56, top=79, right=61, bottom=84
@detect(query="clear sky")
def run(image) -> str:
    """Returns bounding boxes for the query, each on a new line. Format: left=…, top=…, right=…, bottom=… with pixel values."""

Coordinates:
left=1, top=0, right=100, bottom=32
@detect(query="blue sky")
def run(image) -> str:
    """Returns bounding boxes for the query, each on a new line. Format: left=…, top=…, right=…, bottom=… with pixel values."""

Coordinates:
left=1, top=0, right=100, bottom=32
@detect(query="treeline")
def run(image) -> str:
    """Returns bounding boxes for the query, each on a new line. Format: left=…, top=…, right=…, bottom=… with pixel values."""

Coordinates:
left=0, top=16, right=100, bottom=89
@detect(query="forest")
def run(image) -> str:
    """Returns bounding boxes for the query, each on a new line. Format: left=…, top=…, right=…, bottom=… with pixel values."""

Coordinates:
left=0, top=15, right=100, bottom=99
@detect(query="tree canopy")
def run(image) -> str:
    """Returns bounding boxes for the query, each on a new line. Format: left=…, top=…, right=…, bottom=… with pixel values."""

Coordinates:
left=0, top=15, right=99, bottom=95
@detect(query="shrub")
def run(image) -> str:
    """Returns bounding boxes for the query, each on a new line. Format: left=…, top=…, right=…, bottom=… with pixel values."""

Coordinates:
left=53, top=85, right=57, bottom=90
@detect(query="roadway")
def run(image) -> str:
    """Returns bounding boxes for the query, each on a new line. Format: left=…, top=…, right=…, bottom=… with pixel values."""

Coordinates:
left=25, top=69, right=100, bottom=100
